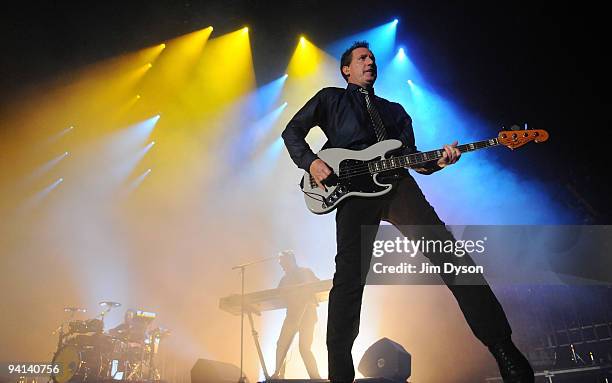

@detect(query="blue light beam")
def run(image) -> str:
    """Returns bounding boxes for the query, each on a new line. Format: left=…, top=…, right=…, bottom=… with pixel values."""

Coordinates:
left=326, top=20, right=398, bottom=66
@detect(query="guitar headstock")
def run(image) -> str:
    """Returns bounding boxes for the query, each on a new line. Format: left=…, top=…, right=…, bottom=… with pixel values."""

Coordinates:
left=498, top=129, right=549, bottom=149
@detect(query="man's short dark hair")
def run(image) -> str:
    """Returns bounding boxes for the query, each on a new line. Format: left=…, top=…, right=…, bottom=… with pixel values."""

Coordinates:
left=340, top=41, right=371, bottom=82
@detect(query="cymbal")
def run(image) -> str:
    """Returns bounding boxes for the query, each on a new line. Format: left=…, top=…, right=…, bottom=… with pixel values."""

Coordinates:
left=99, top=301, right=121, bottom=308
left=64, top=307, right=87, bottom=312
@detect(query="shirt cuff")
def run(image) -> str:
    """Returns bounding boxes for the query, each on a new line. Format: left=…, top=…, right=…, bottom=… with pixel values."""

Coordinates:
left=300, top=152, right=319, bottom=172
left=425, top=160, right=443, bottom=172
left=416, top=160, right=442, bottom=175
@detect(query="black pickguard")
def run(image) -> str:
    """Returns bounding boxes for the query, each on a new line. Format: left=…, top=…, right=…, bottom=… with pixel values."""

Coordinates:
left=337, top=158, right=388, bottom=193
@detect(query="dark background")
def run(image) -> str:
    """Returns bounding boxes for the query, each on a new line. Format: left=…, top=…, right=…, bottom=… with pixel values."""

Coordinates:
left=1, top=0, right=609, bottom=222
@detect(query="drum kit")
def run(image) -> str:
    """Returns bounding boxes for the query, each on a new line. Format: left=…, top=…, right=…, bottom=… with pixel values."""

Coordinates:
left=51, top=301, right=170, bottom=383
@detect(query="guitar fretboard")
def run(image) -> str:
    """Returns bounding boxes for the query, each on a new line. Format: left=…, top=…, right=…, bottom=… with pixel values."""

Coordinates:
left=367, top=138, right=499, bottom=173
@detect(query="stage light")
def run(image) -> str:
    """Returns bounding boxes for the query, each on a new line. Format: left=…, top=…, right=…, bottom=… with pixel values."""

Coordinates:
left=393, top=19, right=399, bottom=25
left=407, top=79, right=413, bottom=85
left=132, top=62, right=153, bottom=78
left=45, top=126, right=75, bottom=146
left=135, top=26, right=214, bottom=116
left=326, top=20, right=398, bottom=63
left=136, top=94, right=141, bottom=99
left=230, top=100, right=289, bottom=164
left=104, top=116, right=160, bottom=185
left=20, top=176, right=65, bottom=211
left=143, top=141, right=155, bottom=152
left=190, top=27, right=256, bottom=110
left=238, top=73, right=289, bottom=117
left=287, top=36, right=331, bottom=78
left=123, top=115, right=161, bottom=145
left=398, top=47, right=406, bottom=59
left=134, top=42, right=166, bottom=64
left=124, top=168, right=153, bottom=193
left=283, top=73, right=288, bottom=78
left=25, top=152, right=70, bottom=184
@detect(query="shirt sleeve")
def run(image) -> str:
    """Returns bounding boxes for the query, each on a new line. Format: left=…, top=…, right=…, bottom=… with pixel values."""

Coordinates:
left=390, top=102, right=418, bottom=155
left=305, top=268, right=320, bottom=283
left=281, top=89, right=326, bottom=171
left=391, top=102, right=441, bottom=174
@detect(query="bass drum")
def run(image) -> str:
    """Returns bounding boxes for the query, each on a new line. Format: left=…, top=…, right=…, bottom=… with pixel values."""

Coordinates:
left=51, top=345, right=104, bottom=383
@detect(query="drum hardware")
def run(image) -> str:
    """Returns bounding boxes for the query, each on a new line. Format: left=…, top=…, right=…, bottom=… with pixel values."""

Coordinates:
left=50, top=303, right=167, bottom=382
left=146, top=327, right=170, bottom=380
left=53, top=324, right=66, bottom=352
left=97, top=301, right=121, bottom=324
left=53, top=307, right=88, bottom=352
left=52, top=342, right=112, bottom=383
left=64, top=307, right=87, bottom=315
left=68, top=318, right=104, bottom=334
left=135, top=310, right=156, bottom=320
left=107, top=309, right=163, bottom=381
left=51, top=302, right=120, bottom=383
left=98, top=301, right=121, bottom=308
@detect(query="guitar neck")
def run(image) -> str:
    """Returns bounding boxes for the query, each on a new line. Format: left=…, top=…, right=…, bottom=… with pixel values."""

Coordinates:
left=369, top=138, right=500, bottom=173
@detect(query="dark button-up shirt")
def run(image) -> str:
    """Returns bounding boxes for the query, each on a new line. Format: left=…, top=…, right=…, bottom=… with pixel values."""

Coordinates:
left=277, top=266, right=320, bottom=311
left=282, top=83, right=418, bottom=171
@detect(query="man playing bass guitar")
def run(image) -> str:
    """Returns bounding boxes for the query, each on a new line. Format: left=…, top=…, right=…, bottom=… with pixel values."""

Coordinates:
left=281, top=41, right=534, bottom=383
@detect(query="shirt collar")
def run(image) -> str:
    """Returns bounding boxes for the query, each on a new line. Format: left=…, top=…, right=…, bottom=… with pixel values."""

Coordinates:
left=347, top=82, right=375, bottom=96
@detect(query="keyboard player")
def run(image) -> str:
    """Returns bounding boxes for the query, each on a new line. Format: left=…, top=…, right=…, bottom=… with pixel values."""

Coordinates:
left=271, top=250, right=321, bottom=379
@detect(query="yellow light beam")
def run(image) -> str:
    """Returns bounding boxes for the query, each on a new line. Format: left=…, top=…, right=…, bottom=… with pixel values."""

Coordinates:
left=287, top=36, right=326, bottom=78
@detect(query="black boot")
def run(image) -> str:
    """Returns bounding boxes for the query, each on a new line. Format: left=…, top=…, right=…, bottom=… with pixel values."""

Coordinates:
left=488, top=339, right=534, bottom=383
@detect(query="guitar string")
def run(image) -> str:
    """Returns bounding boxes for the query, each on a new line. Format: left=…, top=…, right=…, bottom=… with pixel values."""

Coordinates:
left=305, top=134, right=537, bottom=199
left=334, top=141, right=499, bottom=179
left=305, top=142, right=500, bottom=198
left=333, top=140, right=496, bottom=175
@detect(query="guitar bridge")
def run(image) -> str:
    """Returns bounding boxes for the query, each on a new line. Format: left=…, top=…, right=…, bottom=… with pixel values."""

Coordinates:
left=324, top=185, right=348, bottom=206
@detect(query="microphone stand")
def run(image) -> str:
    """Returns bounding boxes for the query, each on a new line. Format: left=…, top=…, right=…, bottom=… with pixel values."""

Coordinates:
left=232, top=256, right=279, bottom=383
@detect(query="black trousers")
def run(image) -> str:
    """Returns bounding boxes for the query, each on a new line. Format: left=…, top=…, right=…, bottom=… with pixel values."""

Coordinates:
left=326, top=175, right=512, bottom=382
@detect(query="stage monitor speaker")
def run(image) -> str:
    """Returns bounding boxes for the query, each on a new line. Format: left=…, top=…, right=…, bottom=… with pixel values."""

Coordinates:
left=357, top=337, right=411, bottom=382
left=191, top=359, right=244, bottom=383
